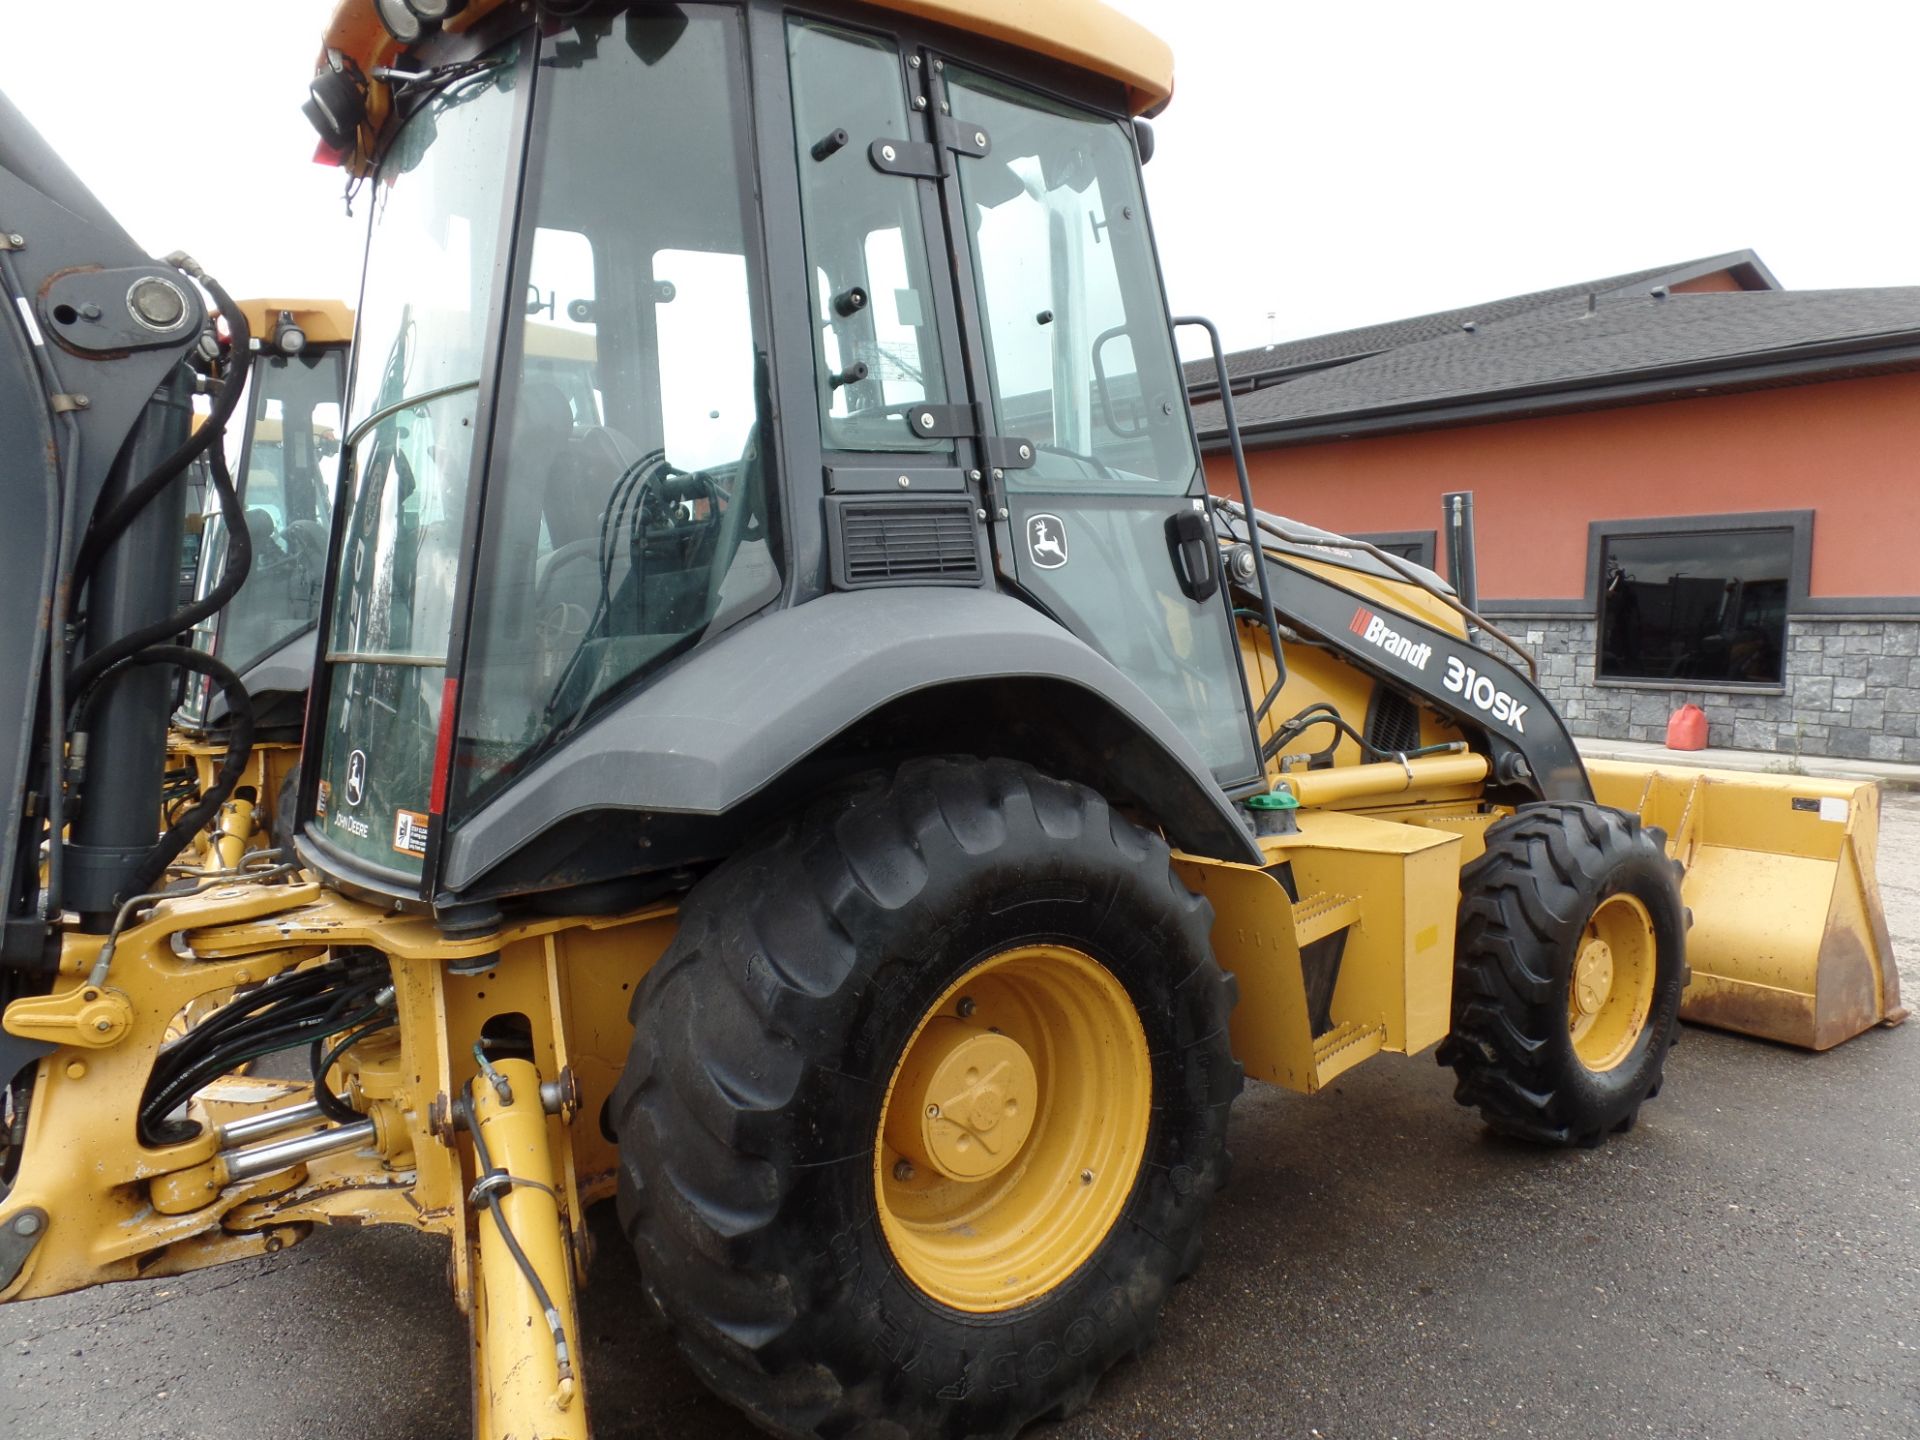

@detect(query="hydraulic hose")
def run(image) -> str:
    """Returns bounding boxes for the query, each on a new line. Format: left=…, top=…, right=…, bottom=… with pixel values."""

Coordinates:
left=66, top=439, right=252, bottom=701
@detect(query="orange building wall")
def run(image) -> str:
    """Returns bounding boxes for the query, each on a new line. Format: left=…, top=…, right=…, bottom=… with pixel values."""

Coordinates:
left=1670, top=272, right=1745, bottom=294
left=1206, top=370, right=1920, bottom=603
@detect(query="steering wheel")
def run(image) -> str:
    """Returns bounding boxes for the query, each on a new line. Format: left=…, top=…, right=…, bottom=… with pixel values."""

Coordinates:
left=533, top=537, right=603, bottom=615
left=1035, top=443, right=1127, bottom=485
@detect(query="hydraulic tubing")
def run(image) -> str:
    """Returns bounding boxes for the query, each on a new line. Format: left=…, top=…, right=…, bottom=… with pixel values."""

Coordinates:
left=1276, top=752, right=1490, bottom=808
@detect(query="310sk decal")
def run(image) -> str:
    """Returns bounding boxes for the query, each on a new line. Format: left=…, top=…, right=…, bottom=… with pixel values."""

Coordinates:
left=1443, top=656, right=1529, bottom=733
left=1349, top=605, right=1528, bottom=734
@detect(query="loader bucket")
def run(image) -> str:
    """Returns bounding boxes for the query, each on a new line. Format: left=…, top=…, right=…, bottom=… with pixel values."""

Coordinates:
left=1585, top=759, right=1906, bottom=1050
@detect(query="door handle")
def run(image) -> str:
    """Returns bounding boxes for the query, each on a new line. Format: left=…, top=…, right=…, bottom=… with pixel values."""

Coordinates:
left=1165, top=509, right=1219, bottom=603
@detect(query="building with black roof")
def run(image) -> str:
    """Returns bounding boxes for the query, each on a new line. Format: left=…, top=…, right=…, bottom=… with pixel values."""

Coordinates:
left=1188, top=252, right=1920, bottom=760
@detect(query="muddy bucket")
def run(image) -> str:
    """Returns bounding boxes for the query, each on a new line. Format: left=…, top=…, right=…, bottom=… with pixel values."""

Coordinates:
left=1586, top=760, right=1906, bottom=1050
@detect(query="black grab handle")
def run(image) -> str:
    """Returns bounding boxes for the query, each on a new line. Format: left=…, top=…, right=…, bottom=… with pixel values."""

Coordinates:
left=1166, top=508, right=1219, bottom=603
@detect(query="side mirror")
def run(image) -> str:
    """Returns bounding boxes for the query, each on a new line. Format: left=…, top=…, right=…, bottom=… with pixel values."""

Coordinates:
left=1132, top=118, right=1156, bottom=165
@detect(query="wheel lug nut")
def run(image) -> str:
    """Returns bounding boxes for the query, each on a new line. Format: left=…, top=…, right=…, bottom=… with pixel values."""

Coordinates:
left=893, top=1159, right=915, bottom=1182
left=956, top=996, right=975, bottom=1019
left=926, top=1104, right=940, bottom=1119
left=1080, top=1169, right=1094, bottom=1186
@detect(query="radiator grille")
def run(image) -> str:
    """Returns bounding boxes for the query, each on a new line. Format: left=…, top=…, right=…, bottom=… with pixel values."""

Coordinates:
left=838, top=499, right=982, bottom=587
left=1367, top=686, right=1422, bottom=754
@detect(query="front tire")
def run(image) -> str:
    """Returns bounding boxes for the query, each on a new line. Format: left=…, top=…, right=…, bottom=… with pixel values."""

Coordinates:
left=1438, top=802, right=1687, bottom=1147
left=612, top=758, right=1239, bottom=1440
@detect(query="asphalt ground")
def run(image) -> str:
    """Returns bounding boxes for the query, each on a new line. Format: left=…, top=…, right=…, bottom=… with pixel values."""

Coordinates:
left=4, top=797, right=1917, bottom=1439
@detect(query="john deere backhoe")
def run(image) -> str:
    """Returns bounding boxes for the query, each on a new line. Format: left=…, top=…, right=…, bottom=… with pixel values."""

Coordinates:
left=0, top=4, right=1902, bottom=1439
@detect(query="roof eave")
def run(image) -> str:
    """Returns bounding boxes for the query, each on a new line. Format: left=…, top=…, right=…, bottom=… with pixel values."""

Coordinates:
left=1196, top=331, right=1920, bottom=451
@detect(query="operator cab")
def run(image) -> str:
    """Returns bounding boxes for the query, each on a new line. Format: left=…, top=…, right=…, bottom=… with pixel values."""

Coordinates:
left=301, top=0, right=1261, bottom=915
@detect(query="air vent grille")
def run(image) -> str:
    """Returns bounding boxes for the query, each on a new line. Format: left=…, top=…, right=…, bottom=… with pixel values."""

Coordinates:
left=836, top=499, right=982, bottom=588
left=1367, top=686, right=1422, bottom=755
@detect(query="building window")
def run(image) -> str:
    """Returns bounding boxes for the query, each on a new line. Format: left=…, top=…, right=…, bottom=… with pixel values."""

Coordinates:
left=1598, top=526, right=1792, bottom=685
left=1351, top=530, right=1436, bottom=567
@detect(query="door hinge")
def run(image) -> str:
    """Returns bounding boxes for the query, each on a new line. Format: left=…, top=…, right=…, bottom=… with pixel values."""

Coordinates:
left=902, top=403, right=1034, bottom=472
left=868, top=117, right=990, bottom=179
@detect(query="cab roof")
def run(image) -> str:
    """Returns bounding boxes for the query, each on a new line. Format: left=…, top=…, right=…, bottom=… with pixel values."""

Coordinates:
left=317, top=0, right=1174, bottom=156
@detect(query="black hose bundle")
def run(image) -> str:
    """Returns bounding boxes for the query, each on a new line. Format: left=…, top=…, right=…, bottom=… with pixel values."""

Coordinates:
left=138, top=954, right=391, bottom=1144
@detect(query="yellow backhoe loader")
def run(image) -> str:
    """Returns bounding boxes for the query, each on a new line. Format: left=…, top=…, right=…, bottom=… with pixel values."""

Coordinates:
left=0, top=4, right=1901, bottom=1439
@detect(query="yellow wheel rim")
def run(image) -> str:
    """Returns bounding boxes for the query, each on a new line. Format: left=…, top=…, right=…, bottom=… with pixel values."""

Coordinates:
left=874, top=944, right=1151, bottom=1313
left=1568, top=893, right=1658, bottom=1073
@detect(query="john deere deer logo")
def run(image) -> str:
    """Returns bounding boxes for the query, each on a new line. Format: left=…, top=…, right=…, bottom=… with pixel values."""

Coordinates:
left=1027, top=514, right=1069, bottom=570
left=345, top=749, right=368, bottom=808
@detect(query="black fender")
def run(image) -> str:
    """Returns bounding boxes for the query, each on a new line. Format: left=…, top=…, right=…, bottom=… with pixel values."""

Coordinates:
left=180, top=627, right=316, bottom=739
left=441, top=588, right=1262, bottom=896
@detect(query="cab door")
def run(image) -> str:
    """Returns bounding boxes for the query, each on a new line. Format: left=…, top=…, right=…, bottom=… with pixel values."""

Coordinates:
left=926, top=59, right=1261, bottom=789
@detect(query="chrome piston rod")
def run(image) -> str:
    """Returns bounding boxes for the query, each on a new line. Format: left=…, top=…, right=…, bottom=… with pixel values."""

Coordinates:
left=223, top=1117, right=376, bottom=1185
left=216, top=1098, right=326, bottom=1149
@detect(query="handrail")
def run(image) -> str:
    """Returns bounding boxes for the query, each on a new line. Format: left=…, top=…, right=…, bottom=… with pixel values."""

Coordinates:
left=1174, top=316, right=1288, bottom=716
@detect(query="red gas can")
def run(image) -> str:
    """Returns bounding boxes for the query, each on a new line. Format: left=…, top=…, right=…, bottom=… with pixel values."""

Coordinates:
left=1665, top=703, right=1708, bottom=751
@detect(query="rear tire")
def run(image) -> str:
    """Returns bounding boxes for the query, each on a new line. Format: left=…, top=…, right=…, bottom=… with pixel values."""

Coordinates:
left=1438, top=802, right=1687, bottom=1147
left=611, top=757, right=1239, bottom=1440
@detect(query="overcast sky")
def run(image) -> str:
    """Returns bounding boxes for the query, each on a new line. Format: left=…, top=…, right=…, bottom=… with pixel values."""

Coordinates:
left=4, top=1, right=1916, bottom=358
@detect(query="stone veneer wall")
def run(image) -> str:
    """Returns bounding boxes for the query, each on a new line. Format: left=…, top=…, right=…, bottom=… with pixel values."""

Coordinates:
left=1483, top=616, right=1920, bottom=763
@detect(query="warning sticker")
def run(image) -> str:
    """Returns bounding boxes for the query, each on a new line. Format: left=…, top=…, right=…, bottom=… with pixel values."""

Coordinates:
left=393, top=808, right=431, bottom=858
left=315, top=780, right=330, bottom=819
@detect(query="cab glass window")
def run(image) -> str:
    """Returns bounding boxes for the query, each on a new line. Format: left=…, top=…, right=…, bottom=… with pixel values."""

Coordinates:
left=313, top=44, right=520, bottom=877
left=948, top=69, right=1196, bottom=492
left=453, top=9, right=777, bottom=811
left=195, top=348, right=346, bottom=676
left=788, top=19, right=949, bottom=452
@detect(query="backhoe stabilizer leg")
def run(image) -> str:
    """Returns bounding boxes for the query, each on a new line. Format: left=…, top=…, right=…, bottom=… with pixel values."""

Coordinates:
left=464, top=1057, right=587, bottom=1440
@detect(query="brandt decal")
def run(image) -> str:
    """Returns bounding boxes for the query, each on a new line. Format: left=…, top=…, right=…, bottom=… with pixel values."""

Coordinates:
left=1349, top=606, right=1433, bottom=672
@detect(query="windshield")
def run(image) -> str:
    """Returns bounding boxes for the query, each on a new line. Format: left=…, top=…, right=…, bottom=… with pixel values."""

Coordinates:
left=184, top=346, right=346, bottom=701
left=313, top=46, right=521, bottom=878
left=450, top=9, right=777, bottom=812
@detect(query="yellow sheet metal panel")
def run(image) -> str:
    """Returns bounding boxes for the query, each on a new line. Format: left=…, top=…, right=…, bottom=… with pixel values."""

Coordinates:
left=1175, top=809, right=1463, bottom=1091
left=1280, top=811, right=1462, bottom=1056
left=1170, top=858, right=1320, bottom=1092
left=1278, top=554, right=1471, bottom=638
left=233, top=298, right=353, bottom=347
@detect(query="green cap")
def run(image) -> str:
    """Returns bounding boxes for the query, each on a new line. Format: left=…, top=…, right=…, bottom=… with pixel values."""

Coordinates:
left=1244, top=788, right=1300, bottom=811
